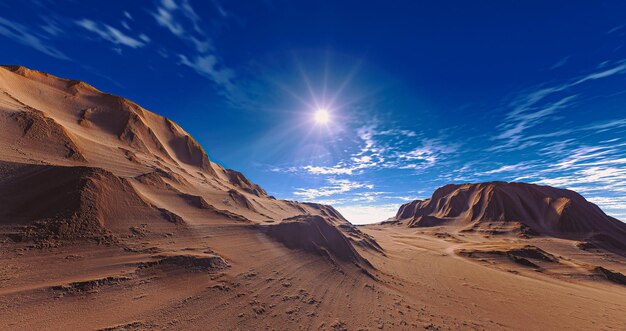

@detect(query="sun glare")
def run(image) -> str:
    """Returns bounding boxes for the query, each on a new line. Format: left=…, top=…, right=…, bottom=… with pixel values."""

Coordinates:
left=314, top=108, right=330, bottom=124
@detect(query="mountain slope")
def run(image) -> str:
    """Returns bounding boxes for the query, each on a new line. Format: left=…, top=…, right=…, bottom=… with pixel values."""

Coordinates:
left=394, top=182, right=626, bottom=245
left=1, top=66, right=625, bottom=330
left=0, top=65, right=377, bottom=267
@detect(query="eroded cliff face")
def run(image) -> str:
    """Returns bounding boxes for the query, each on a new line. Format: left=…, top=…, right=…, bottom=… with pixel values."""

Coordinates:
left=394, top=182, right=626, bottom=241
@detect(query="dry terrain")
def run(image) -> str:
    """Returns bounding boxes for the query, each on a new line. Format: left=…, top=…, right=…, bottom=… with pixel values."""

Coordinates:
left=1, top=65, right=625, bottom=330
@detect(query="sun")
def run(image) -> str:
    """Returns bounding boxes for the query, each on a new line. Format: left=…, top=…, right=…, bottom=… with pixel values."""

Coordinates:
left=314, top=108, right=330, bottom=124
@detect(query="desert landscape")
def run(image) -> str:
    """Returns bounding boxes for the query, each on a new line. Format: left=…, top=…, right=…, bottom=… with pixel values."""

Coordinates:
left=1, top=65, right=625, bottom=330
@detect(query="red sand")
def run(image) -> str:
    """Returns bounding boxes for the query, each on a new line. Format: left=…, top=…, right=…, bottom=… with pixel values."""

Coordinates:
left=1, top=65, right=625, bottom=330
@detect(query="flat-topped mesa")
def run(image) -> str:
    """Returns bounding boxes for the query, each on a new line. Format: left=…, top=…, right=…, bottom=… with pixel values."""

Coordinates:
left=395, top=182, right=626, bottom=241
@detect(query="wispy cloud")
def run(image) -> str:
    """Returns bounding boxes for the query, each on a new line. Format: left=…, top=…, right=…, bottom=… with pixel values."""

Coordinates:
left=492, top=94, right=576, bottom=150
left=178, top=54, right=234, bottom=90
left=392, top=138, right=457, bottom=170
left=303, top=165, right=358, bottom=175
left=607, top=25, right=624, bottom=34
left=587, top=197, right=626, bottom=219
left=151, top=0, right=214, bottom=53
left=151, top=0, right=239, bottom=99
left=335, top=204, right=399, bottom=224
left=491, top=61, right=626, bottom=152
left=153, top=0, right=185, bottom=36
left=451, top=142, right=626, bottom=221
left=271, top=58, right=626, bottom=222
left=293, top=178, right=373, bottom=200
left=76, top=19, right=149, bottom=48
left=40, top=16, right=64, bottom=37
left=533, top=142, right=626, bottom=188
left=477, top=162, right=533, bottom=176
left=0, top=16, right=69, bottom=60
left=488, top=140, right=626, bottom=220
left=290, top=124, right=457, bottom=176
left=152, top=0, right=204, bottom=39
left=550, top=56, right=570, bottom=70
left=573, top=62, right=626, bottom=84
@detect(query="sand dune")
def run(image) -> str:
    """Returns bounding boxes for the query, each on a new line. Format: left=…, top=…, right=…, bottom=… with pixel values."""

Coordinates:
left=1, top=66, right=625, bottom=330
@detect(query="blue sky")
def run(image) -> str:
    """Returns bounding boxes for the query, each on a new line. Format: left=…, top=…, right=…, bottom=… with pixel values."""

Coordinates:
left=2, top=1, right=626, bottom=223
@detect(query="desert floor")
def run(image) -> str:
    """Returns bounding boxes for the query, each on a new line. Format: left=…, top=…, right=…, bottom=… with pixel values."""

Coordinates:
left=1, top=221, right=625, bottom=330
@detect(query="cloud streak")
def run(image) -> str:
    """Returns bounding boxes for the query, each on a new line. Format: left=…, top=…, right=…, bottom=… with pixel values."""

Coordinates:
left=178, top=54, right=234, bottom=91
left=151, top=0, right=239, bottom=100
left=0, top=16, right=69, bottom=60
left=491, top=61, right=626, bottom=152
left=76, top=19, right=149, bottom=48
left=274, top=58, right=626, bottom=222
left=291, top=124, right=457, bottom=176
left=475, top=139, right=626, bottom=220
left=335, top=204, right=399, bottom=224
left=293, top=178, right=374, bottom=200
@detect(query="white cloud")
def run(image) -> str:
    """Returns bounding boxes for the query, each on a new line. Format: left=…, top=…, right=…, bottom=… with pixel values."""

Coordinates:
left=152, top=0, right=240, bottom=96
left=335, top=204, right=399, bottom=225
left=394, top=146, right=438, bottom=169
left=550, top=56, right=569, bottom=70
left=377, top=129, right=418, bottom=137
left=607, top=25, right=624, bottom=34
left=585, top=118, right=626, bottom=132
left=152, top=0, right=208, bottom=50
left=76, top=19, right=148, bottom=48
left=382, top=195, right=420, bottom=202
left=303, top=165, right=357, bottom=175
left=572, top=62, right=626, bottom=85
left=352, top=155, right=372, bottom=164
left=0, top=16, right=69, bottom=60
left=293, top=178, right=373, bottom=200
left=492, top=94, right=576, bottom=149
left=178, top=54, right=234, bottom=90
left=40, top=16, right=63, bottom=37
left=296, top=125, right=457, bottom=176
left=478, top=162, right=533, bottom=175
left=520, top=141, right=626, bottom=221
left=491, top=61, right=626, bottom=152
left=153, top=6, right=185, bottom=36
left=275, top=59, right=626, bottom=220
left=587, top=197, right=626, bottom=211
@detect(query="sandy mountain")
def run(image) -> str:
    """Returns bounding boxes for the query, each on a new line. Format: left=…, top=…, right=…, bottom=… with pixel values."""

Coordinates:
left=394, top=182, right=626, bottom=243
left=0, top=65, right=375, bottom=265
left=1, top=66, right=625, bottom=330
